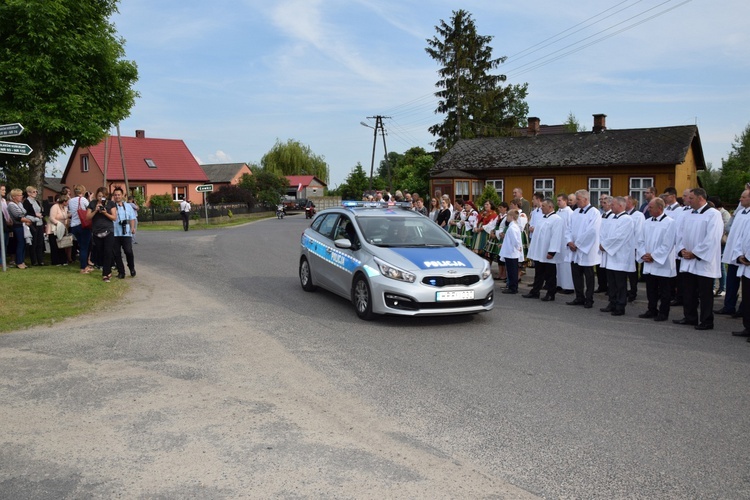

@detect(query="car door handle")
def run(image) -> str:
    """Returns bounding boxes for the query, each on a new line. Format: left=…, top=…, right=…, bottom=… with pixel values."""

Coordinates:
left=326, top=248, right=332, bottom=254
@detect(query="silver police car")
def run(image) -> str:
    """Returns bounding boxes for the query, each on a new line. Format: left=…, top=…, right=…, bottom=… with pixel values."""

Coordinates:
left=299, top=201, right=494, bottom=320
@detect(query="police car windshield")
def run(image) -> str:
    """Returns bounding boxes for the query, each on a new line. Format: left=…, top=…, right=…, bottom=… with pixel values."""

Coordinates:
left=358, top=216, right=455, bottom=247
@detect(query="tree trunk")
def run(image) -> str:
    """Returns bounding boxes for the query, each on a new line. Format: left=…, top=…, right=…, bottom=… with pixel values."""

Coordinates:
left=27, top=134, right=46, bottom=195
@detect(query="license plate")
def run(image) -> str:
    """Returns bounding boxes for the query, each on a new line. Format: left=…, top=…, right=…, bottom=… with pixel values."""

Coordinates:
left=436, top=290, right=474, bottom=301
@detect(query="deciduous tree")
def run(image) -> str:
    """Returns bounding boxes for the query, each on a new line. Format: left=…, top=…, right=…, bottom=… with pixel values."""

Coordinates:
left=0, top=0, right=139, bottom=190
left=261, top=139, right=330, bottom=185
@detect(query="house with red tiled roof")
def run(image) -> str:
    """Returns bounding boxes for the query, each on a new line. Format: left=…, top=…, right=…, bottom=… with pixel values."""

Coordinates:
left=61, top=130, right=209, bottom=203
left=285, top=175, right=327, bottom=199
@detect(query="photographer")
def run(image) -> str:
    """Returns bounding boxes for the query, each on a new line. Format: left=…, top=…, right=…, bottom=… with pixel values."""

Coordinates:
left=86, top=187, right=117, bottom=282
left=112, top=187, right=136, bottom=279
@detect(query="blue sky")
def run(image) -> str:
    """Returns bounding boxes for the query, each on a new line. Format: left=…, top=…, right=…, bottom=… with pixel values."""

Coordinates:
left=57, top=0, right=750, bottom=188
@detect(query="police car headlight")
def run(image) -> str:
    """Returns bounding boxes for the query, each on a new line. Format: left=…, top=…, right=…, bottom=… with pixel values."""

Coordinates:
left=374, top=258, right=416, bottom=283
left=481, top=260, right=492, bottom=280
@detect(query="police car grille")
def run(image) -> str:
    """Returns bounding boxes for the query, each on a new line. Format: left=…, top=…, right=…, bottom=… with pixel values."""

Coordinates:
left=422, top=275, right=479, bottom=287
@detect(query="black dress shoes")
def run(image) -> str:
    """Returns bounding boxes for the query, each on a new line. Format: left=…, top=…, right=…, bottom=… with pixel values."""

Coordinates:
left=502, top=289, right=517, bottom=294
left=541, top=295, right=555, bottom=302
left=117, top=273, right=126, bottom=279
left=522, top=292, right=540, bottom=299
left=731, top=312, right=743, bottom=319
left=627, top=295, right=636, bottom=303
left=695, top=324, right=713, bottom=331
left=130, top=269, right=136, bottom=277
left=714, top=308, right=735, bottom=315
left=653, top=315, right=668, bottom=322
left=731, top=330, right=750, bottom=337
left=611, top=310, right=625, bottom=316
left=600, top=306, right=614, bottom=313
left=673, top=318, right=698, bottom=325
left=566, top=300, right=585, bottom=306
left=638, top=311, right=657, bottom=319
left=583, top=303, right=594, bottom=309
left=559, top=289, right=574, bottom=295
left=594, top=288, right=608, bottom=294
left=670, top=300, right=683, bottom=307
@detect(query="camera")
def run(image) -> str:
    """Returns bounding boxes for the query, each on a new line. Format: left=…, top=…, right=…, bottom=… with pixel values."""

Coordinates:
left=120, top=220, right=129, bottom=230
left=98, top=204, right=107, bottom=212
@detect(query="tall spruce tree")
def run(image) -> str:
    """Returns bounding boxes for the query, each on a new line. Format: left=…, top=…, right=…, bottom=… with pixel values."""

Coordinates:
left=425, top=9, right=528, bottom=152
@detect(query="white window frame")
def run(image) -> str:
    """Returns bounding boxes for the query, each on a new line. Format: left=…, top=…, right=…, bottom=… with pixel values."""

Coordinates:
left=629, top=177, right=654, bottom=206
left=81, top=155, right=89, bottom=172
left=534, top=178, right=555, bottom=200
left=588, top=178, right=611, bottom=204
left=486, top=179, right=504, bottom=200
left=471, top=181, right=483, bottom=198
left=455, top=181, right=469, bottom=197
left=173, top=185, right=187, bottom=201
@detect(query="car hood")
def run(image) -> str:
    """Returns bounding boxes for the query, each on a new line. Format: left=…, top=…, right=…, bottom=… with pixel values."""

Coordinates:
left=374, top=245, right=481, bottom=272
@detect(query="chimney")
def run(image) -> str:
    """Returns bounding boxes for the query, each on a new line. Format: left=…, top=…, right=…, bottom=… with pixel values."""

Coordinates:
left=527, top=117, right=540, bottom=136
left=592, top=114, right=607, bottom=134
left=135, top=129, right=145, bottom=138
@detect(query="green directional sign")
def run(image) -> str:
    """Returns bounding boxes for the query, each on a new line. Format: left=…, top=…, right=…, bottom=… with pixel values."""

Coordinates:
left=0, top=123, right=24, bottom=138
left=196, top=184, right=214, bottom=192
left=0, top=141, right=32, bottom=156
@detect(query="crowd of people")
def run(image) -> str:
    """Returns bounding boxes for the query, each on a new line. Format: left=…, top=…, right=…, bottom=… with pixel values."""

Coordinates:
left=1, top=183, right=138, bottom=282
left=367, top=184, right=750, bottom=340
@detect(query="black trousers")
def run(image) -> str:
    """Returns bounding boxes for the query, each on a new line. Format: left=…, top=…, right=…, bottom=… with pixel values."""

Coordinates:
left=645, top=274, right=671, bottom=316
left=530, top=261, right=557, bottom=296
left=113, top=236, right=135, bottom=275
left=606, top=269, right=628, bottom=312
left=505, top=258, right=519, bottom=292
left=671, top=259, right=682, bottom=302
left=627, top=262, right=638, bottom=300
left=571, top=263, right=595, bottom=304
left=29, top=224, right=45, bottom=264
left=681, top=272, right=714, bottom=326
left=596, top=264, right=608, bottom=291
left=742, top=276, right=750, bottom=331
left=181, top=211, right=190, bottom=231
left=94, top=232, right=115, bottom=277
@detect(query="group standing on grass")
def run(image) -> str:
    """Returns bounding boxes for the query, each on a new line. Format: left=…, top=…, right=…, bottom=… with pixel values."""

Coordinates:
left=2, top=183, right=137, bottom=283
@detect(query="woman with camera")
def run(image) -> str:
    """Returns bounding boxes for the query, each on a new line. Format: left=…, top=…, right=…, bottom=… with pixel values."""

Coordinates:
left=86, top=187, right=117, bottom=282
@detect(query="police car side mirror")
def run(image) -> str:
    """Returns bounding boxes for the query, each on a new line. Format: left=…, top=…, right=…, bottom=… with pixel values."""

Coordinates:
left=334, top=238, right=352, bottom=250
left=453, top=238, right=462, bottom=247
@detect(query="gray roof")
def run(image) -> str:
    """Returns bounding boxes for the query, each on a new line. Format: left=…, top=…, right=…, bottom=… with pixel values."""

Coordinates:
left=44, top=177, right=65, bottom=193
left=432, top=125, right=705, bottom=173
left=200, top=163, right=249, bottom=183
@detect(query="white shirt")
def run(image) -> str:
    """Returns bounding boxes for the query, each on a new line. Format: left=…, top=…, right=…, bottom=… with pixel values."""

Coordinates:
left=637, top=214, right=677, bottom=277
left=567, top=204, right=602, bottom=266
left=180, top=200, right=191, bottom=212
left=527, top=213, right=564, bottom=264
left=724, top=207, right=750, bottom=265
left=678, top=204, right=723, bottom=278
left=600, top=212, right=636, bottom=272
left=499, top=221, right=523, bottom=260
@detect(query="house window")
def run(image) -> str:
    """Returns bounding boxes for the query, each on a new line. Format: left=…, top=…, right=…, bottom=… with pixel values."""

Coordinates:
left=173, top=185, right=187, bottom=201
left=471, top=181, right=483, bottom=198
left=81, top=155, right=89, bottom=172
left=455, top=181, right=469, bottom=197
left=629, top=177, right=654, bottom=206
left=145, top=158, right=157, bottom=168
left=130, top=186, right=145, bottom=200
left=486, top=179, right=504, bottom=200
left=534, top=178, right=554, bottom=199
left=588, top=178, right=611, bottom=204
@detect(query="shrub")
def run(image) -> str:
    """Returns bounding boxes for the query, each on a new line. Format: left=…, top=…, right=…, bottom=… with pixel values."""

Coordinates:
left=149, top=193, right=175, bottom=208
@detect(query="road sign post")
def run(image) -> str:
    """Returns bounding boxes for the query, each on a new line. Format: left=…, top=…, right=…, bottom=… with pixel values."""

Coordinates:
left=0, top=123, right=24, bottom=138
left=0, top=141, right=32, bottom=156
left=196, top=185, right=213, bottom=225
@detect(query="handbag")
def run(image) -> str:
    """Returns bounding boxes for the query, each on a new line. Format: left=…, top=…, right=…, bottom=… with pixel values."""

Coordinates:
left=95, top=229, right=111, bottom=239
left=77, top=196, right=92, bottom=229
left=57, top=234, right=74, bottom=248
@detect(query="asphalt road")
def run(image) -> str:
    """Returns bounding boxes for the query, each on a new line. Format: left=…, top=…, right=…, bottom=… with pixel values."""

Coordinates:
left=2, top=214, right=749, bottom=498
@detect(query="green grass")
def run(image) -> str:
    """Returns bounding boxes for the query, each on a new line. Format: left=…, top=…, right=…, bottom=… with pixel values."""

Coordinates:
left=136, top=212, right=275, bottom=231
left=0, top=213, right=275, bottom=333
left=0, top=263, right=128, bottom=333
